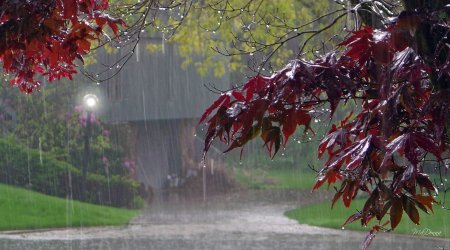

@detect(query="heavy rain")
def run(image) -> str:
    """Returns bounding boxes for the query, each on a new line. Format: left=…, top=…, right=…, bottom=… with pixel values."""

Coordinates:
left=0, top=1, right=449, bottom=250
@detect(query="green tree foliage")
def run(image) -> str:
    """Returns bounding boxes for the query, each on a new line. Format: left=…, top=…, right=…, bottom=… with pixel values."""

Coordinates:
left=0, top=80, right=127, bottom=177
left=107, top=0, right=339, bottom=80
left=0, top=137, right=145, bottom=208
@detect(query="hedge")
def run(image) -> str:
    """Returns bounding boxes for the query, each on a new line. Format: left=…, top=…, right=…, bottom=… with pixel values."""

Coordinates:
left=0, top=138, right=147, bottom=208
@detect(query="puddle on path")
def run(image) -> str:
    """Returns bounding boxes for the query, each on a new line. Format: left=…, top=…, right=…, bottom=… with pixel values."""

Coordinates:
left=0, top=190, right=448, bottom=250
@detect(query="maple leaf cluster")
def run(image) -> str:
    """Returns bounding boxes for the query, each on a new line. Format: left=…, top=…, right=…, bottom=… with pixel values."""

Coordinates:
left=201, top=6, right=449, bottom=248
left=0, top=0, right=124, bottom=92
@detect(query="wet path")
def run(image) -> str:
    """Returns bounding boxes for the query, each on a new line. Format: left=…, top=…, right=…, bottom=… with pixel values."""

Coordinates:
left=0, top=190, right=449, bottom=250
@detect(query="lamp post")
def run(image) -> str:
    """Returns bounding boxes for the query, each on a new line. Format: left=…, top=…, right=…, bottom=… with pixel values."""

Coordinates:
left=81, top=94, right=98, bottom=201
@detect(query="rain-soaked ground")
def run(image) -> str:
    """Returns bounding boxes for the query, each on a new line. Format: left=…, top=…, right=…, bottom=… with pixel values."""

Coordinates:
left=0, top=190, right=449, bottom=250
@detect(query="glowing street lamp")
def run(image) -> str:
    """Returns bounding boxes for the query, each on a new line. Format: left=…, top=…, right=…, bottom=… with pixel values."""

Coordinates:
left=83, top=94, right=98, bottom=110
left=81, top=93, right=99, bottom=201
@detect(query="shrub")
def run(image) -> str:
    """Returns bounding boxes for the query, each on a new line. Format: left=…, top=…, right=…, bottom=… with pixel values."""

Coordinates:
left=0, top=137, right=147, bottom=208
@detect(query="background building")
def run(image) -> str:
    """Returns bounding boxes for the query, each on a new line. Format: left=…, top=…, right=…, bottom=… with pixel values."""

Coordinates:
left=96, top=37, right=230, bottom=190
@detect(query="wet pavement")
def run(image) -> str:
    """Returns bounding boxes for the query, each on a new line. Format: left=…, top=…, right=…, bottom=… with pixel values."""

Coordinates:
left=0, top=190, right=449, bottom=250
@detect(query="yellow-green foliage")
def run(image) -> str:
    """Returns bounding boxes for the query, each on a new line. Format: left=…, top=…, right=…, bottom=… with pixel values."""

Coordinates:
left=142, top=0, right=339, bottom=77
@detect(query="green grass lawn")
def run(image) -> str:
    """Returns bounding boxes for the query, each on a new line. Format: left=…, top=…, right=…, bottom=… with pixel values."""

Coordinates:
left=285, top=197, right=450, bottom=238
left=230, top=167, right=318, bottom=190
left=0, top=183, right=139, bottom=231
